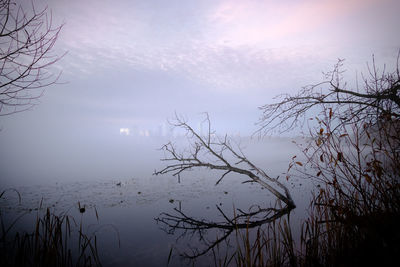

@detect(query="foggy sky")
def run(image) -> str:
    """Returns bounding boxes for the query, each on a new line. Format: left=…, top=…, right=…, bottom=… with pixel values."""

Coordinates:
left=1, top=0, right=399, bottom=185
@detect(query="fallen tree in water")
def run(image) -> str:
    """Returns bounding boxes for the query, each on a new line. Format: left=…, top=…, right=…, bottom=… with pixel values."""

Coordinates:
left=154, top=113, right=295, bottom=209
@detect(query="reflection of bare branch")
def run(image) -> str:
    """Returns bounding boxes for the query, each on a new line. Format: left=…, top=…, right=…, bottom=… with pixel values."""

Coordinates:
left=155, top=204, right=292, bottom=259
left=154, top=114, right=295, bottom=208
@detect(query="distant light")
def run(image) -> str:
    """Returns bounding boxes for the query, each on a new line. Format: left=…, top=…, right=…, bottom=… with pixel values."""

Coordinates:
left=139, top=129, right=150, bottom=137
left=120, top=128, right=130, bottom=135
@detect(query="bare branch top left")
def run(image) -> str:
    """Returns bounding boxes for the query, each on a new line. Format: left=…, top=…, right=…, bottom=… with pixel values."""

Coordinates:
left=0, top=0, right=64, bottom=116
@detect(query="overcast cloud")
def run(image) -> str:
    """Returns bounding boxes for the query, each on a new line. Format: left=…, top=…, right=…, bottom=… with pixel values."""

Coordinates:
left=1, top=0, right=399, bottom=185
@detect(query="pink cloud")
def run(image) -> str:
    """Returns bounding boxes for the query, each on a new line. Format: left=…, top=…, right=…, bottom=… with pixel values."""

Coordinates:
left=208, top=0, right=390, bottom=46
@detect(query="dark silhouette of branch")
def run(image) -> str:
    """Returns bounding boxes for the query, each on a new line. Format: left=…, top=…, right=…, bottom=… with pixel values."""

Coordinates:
left=154, top=113, right=295, bottom=208
left=155, top=203, right=292, bottom=259
left=0, top=0, right=64, bottom=116
left=257, top=54, right=400, bottom=134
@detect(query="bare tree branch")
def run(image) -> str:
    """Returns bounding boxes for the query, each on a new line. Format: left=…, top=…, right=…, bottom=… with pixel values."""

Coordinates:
left=0, top=0, right=64, bottom=116
left=154, top=113, right=295, bottom=208
left=257, top=55, right=400, bottom=135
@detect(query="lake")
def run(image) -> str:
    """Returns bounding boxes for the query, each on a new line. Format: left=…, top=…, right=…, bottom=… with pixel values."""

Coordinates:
left=0, top=136, right=312, bottom=266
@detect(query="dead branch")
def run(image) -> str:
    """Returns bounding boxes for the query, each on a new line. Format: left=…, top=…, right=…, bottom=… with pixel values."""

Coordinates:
left=257, top=55, right=400, bottom=135
left=154, top=113, right=295, bottom=208
left=0, top=0, right=64, bottom=115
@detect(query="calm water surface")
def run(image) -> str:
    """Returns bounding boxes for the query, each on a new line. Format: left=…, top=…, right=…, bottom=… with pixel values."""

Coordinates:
left=1, top=137, right=312, bottom=266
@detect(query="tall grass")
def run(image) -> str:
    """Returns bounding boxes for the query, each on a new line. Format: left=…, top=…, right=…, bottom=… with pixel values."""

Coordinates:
left=218, top=113, right=400, bottom=266
left=297, top=110, right=400, bottom=266
left=233, top=215, right=296, bottom=267
left=0, top=191, right=103, bottom=267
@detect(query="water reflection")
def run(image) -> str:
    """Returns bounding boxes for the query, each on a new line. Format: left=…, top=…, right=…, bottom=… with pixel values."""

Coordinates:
left=156, top=200, right=294, bottom=262
left=1, top=177, right=303, bottom=266
left=152, top=115, right=298, bottom=264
